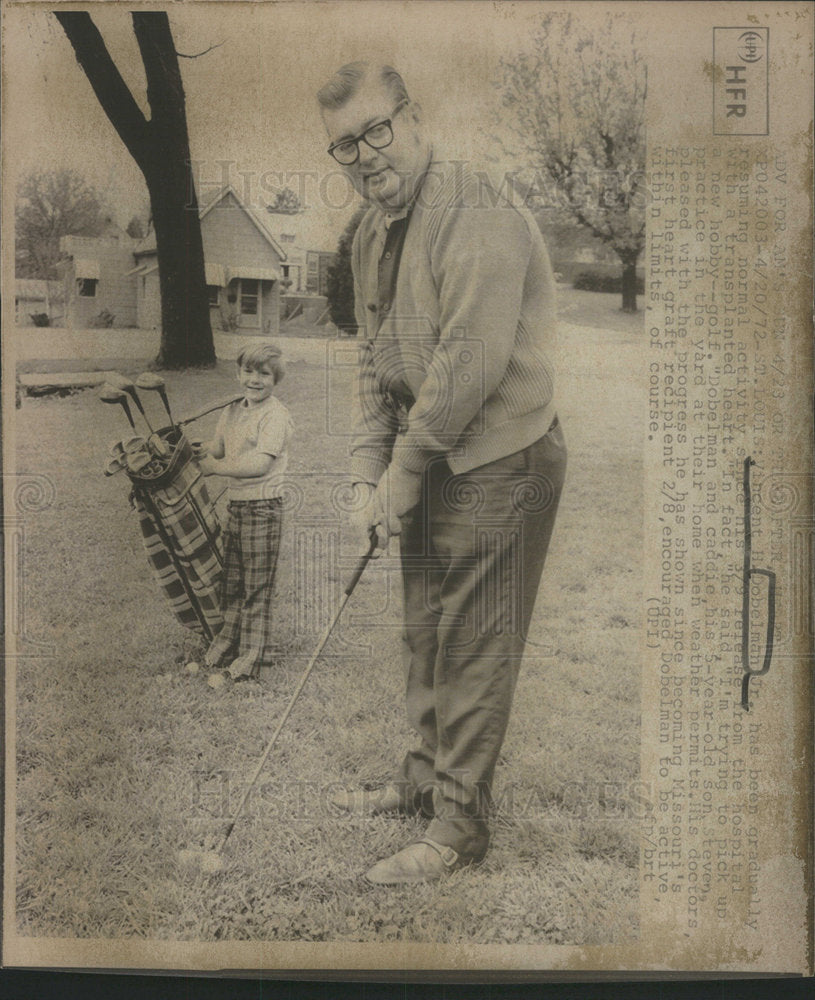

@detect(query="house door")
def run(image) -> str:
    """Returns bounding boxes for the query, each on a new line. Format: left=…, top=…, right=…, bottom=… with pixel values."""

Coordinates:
left=238, top=278, right=261, bottom=329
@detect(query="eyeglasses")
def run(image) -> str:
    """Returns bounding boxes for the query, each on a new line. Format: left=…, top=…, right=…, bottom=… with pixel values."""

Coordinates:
left=327, top=100, right=409, bottom=165
left=741, top=456, right=776, bottom=710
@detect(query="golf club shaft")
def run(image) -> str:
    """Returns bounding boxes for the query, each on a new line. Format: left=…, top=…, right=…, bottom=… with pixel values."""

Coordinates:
left=102, top=396, right=136, bottom=430
left=157, top=387, right=176, bottom=431
left=216, top=534, right=378, bottom=854
left=179, top=395, right=244, bottom=427
left=119, top=398, right=136, bottom=429
left=126, top=387, right=155, bottom=434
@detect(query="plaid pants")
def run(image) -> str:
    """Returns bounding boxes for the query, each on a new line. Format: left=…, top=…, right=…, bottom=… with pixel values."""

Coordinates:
left=205, top=498, right=283, bottom=677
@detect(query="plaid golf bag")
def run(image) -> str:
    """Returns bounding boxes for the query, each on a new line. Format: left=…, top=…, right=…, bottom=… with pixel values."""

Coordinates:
left=126, top=430, right=224, bottom=640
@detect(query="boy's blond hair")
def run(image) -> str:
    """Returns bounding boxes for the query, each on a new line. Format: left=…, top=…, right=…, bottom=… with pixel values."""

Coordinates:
left=237, top=341, right=285, bottom=384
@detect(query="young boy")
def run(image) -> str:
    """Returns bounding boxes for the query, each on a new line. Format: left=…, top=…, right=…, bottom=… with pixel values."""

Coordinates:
left=196, top=342, right=294, bottom=688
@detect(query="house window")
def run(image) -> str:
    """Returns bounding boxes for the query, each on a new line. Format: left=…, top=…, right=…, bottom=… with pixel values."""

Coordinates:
left=77, top=278, right=97, bottom=297
left=206, top=284, right=219, bottom=307
left=240, top=278, right=259, bottom=316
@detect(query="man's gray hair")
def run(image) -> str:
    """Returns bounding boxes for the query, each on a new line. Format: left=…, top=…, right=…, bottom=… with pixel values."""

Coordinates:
left=317, top=62, right=409, bottom=110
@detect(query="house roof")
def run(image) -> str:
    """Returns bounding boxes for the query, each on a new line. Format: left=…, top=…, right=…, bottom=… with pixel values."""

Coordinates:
left=200, top=185, right=287, bottom=260
left=134, top=185, right=287, bottom=261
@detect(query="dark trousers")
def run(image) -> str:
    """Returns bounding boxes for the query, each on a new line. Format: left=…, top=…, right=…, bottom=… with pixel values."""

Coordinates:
left=396, top=422, right=566, bottom=860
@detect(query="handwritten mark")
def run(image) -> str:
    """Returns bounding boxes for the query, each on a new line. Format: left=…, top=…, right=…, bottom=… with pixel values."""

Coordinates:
left=741, top=456, right=776, bottom=710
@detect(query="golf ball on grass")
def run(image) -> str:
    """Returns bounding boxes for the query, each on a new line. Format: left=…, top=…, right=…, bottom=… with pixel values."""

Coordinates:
left=201, top=851, right=224, bottom=873
left=177, top=848, right=224, bottom=873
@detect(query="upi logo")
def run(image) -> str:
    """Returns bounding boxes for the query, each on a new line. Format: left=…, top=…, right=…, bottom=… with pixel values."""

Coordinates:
left=738, top=30, right=765, bottom=63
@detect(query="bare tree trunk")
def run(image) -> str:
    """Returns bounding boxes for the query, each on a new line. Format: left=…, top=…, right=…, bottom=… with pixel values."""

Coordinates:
left=55, top=11, right=215, bottom=368
left=620, top=255, right=639, bottom=313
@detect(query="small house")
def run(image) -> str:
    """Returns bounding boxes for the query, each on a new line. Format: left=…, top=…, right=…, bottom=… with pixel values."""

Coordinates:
left=131, top=186, right=285, bottom=337
left=264, top=207, right=340, bottom=297
left=57, top=231, right=139, bottom=328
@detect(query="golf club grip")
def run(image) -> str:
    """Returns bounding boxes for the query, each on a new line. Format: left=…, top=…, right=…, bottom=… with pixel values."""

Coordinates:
left=344, top=533, right=378, bottom=596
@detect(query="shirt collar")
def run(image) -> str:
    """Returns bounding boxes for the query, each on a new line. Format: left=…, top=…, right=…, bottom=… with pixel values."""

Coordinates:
left=384, top=208, right=409, bottom=230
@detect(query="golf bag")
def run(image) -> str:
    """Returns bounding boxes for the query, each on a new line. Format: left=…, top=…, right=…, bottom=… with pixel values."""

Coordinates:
left=125, top=429, right=224, bottom=641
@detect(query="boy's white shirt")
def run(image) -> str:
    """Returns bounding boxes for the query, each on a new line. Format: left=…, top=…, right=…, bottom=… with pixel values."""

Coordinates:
left=214, top=394, right=294, bottom=501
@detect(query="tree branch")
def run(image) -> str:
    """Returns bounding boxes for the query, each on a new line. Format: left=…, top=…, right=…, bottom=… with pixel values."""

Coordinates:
left=176, top=41, right=224, bottom=59
left=54, top=11, right=151, bottom=171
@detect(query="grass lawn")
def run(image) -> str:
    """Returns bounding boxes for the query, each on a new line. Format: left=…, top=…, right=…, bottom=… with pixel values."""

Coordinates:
left=11, top=292, right=643, bottom=946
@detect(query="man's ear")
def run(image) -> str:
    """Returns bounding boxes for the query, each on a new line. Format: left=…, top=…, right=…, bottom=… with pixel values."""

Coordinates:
left=407, top=101, right=423, bottom=126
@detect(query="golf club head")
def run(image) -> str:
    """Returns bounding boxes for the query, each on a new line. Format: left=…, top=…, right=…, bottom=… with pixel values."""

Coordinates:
left=99, top=385, right=137, bottom=430
left=99, top=384, right=123, bottom=403
left=107, top=373, right=153, bottom=431
left=107, top=374, right=139, bottom=402
left=137, top=372, right=177, bottom=430
left=104, top=456, right=126, bottom=476
left=123, top=436, right=148, bottom=454
left=135, top=372, right=165, bottom=391
left=107, top=372, right=137, bottom=395
left=148, top=432, right=171, bottom=459
left=126, top=452, right=152, bottom=474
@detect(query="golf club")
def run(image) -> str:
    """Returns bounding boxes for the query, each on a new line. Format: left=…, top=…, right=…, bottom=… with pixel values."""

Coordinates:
left=178, top=394, right=244, bottom=427
left=99, top=385, right=136, bottom=430
left=179, top=531, right=379, bottom=874
left=126, top=451, right=152, bottom=474
left=136, top=372, right=177, bottom=434
left=123, top=393, right=171, bottom=458
left=145, top=432, right=171, bottom=460
left=123, top=435, right=147, bottom=452
left=104, top=456, right=127, bottom=476
left=107, top=373, right=155, bottom=435
left=138, top=459, right=165, bottom=478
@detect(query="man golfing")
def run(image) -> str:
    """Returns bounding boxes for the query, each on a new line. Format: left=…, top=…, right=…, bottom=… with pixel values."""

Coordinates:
left=318, top=63, right=567, bottom=884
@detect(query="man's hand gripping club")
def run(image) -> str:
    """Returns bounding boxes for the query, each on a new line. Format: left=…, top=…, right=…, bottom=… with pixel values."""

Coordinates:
left=349, top=465, right=423, bottom=557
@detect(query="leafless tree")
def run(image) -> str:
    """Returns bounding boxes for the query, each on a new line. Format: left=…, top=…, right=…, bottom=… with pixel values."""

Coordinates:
left=55, top=10, right=216, bottom=367
left=268, top=187, right=304, bottom=215
left=16, top=169, right=108, bottom=280
left=497, top=13, right=646, bottom=312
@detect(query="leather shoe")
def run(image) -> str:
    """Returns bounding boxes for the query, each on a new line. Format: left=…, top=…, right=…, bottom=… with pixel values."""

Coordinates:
left=364, top=838, right=464, bottom=884
left=331, top=784, right=412, bottom=816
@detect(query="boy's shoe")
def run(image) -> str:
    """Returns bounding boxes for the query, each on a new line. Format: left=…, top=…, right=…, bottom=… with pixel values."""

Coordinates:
left=203, top=641, right=233, bottom=671
left=207, top=669, right=233, bottom=690
left=206, top=666, right=255, bottom=690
